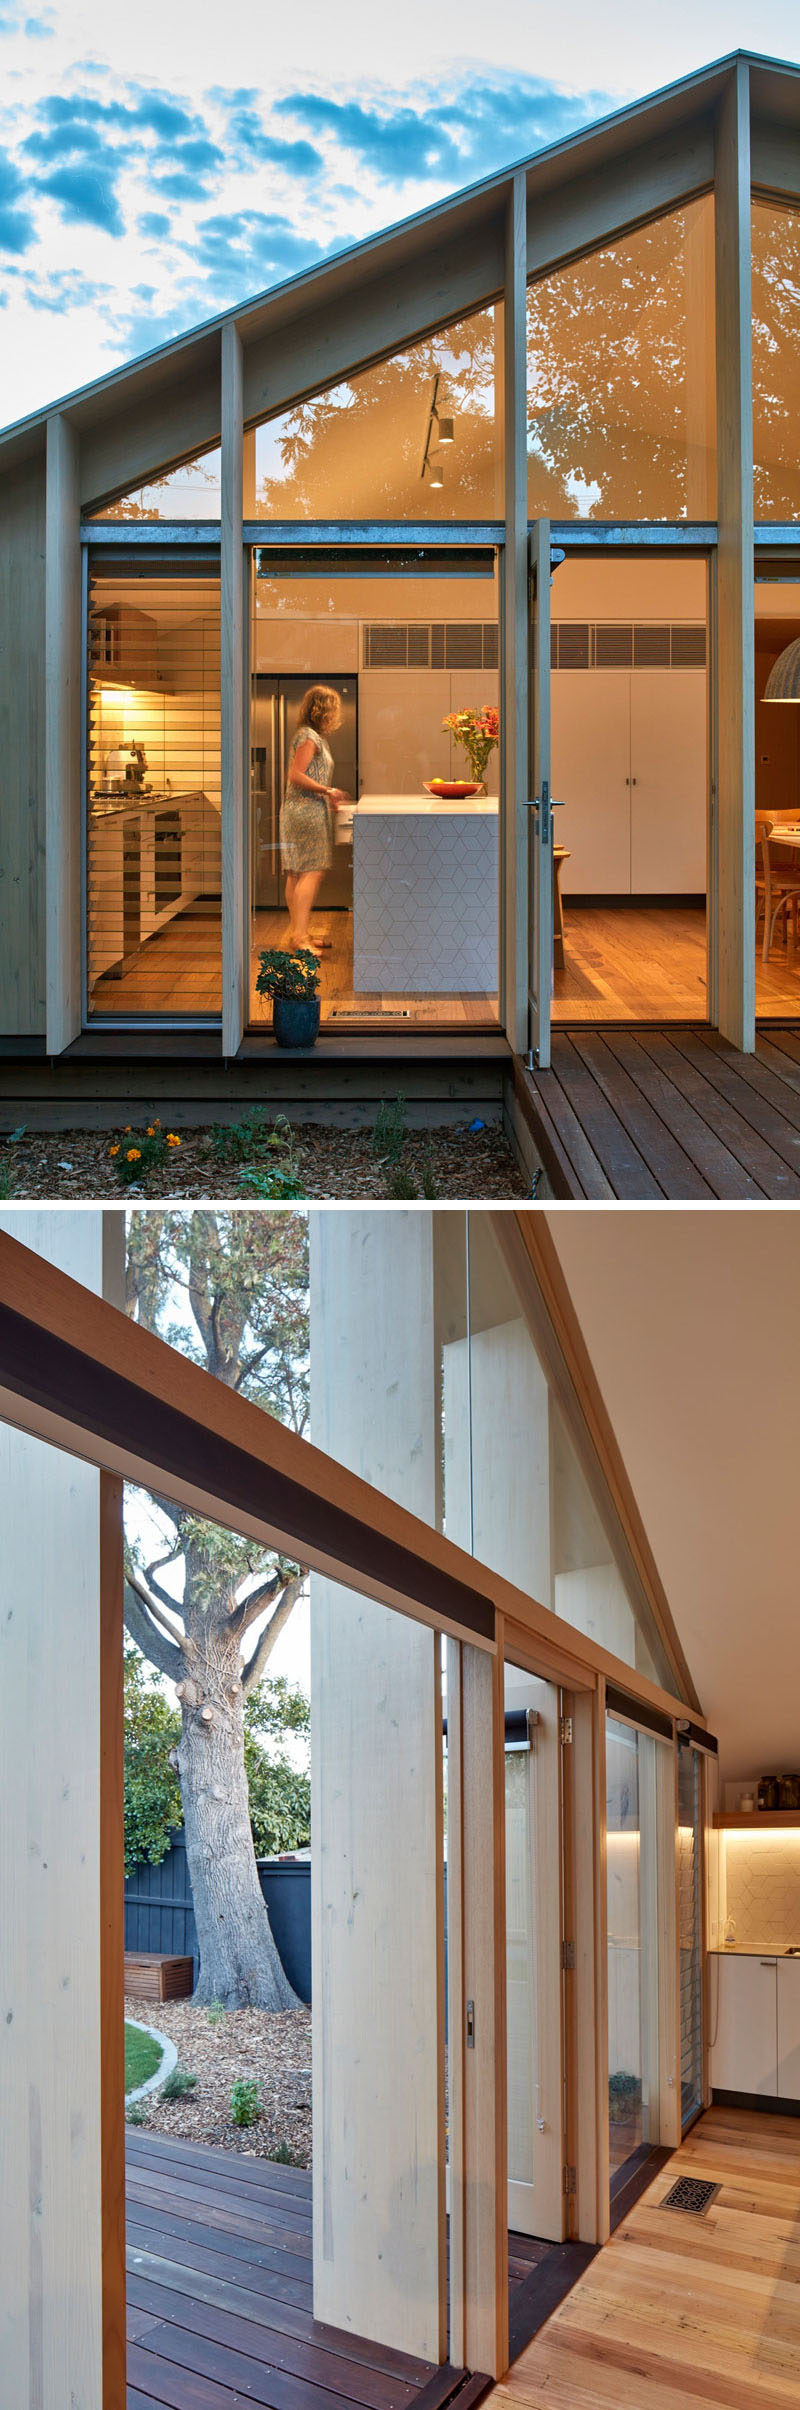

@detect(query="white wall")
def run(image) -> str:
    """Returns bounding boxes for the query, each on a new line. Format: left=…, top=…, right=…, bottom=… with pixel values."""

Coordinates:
left=0, top=1211, right=116, bottom=2410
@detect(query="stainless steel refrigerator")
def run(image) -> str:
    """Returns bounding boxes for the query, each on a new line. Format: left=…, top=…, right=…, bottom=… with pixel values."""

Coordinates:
left=251, top=673, right=357, bottom=910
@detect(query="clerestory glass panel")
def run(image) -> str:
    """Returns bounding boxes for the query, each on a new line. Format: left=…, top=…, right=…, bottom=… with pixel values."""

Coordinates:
left=527, top=196, right=716, bottom=520
left=252, top=306, right=501, bottom=521
left=87, top=447, right=222, bottom=521
left=753, top=196, right=800, bottom=518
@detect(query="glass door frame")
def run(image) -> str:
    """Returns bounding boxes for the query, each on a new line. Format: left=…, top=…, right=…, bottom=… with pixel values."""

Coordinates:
left=753, top=537, right=800, bottom=1023
left=535, top=524, right=718, bottom=1037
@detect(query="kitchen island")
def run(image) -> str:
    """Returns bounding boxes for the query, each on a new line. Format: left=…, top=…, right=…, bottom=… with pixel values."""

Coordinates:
left=352, top=794, right=498, bottom=995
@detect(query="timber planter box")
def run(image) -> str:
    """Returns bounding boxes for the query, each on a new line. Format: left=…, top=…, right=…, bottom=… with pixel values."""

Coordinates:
left=124, top=1950, right=193, bottom=2002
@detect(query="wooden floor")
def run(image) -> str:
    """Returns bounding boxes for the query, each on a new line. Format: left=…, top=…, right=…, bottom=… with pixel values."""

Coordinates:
left=491, top=2105, right=800, bottom=2410
left=125, top=2128, right=487, bottom=2409
left=91, top=906, right=499, bottom=1029
left=554, top=903, right=800, bottom=1020
left=520, top=1025, right=800, bottom=1199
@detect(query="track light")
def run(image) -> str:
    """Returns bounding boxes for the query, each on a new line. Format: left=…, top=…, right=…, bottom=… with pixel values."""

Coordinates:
left=421, top=371, right=455, bottom=488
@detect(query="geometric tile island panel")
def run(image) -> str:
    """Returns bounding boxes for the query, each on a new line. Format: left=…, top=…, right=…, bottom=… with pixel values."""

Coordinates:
left=353, top=809, right=498, bottom=993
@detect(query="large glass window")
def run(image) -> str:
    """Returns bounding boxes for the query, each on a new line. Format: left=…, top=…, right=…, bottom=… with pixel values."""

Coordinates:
left=527, top=197, right=716, bottom=520
left=86, top=569, right=221, bottom=1018
left=677, top=1741, right=704, bottom=2129
left=253, top=306, right=501, bottom=521
left=249, top=559, right=500, bottom=1031
left=753, top=198, right=800, bottom=519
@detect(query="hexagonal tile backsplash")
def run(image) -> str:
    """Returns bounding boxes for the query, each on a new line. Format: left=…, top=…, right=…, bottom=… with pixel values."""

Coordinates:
left=724, top=1837, right=800, bottom=1950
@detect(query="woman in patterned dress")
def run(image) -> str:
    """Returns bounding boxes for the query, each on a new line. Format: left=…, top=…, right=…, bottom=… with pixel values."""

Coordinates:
left=280, top=686, right=349, bottom=956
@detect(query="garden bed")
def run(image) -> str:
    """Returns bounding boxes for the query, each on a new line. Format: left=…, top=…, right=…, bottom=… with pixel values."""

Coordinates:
left=1, top=1115, right=525, bottom=1202
left=123, top=1996, right=312, bottom=2164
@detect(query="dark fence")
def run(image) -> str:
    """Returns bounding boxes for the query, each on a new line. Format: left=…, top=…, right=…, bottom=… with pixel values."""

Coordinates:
left=124, top=1831, right=311, bottom=2002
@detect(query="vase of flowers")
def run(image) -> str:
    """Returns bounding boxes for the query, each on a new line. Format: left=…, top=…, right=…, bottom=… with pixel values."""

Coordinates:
left=442, top=704, right=499, bottom=793
left=255, top=948, right=321, bottom=1048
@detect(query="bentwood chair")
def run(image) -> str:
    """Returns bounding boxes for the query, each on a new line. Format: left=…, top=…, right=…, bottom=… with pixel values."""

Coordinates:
left=756, top=815, right=800, bottom=963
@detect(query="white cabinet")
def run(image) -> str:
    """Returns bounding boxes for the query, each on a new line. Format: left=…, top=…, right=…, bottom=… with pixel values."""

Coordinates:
left=630, top=672, right=707, bottom=894
left=552, top=669, right=630, bottom=893
left=710, top=1954, right=778, bottom=2096
left=551, top=664, right=707, bottom=897
left=777, top=1958, right=800, bottom=2101
left=357, top=669, right=500, bottom=797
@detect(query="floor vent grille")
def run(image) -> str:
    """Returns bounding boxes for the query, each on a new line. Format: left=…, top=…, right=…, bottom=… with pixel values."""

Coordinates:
left=661, top=2175, right=719, bottom=2216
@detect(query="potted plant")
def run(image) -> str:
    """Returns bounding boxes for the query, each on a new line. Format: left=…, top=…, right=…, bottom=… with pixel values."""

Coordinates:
left=442, top=704, right=500, bottom=793
left=255, top=948, right=321, bottom=1049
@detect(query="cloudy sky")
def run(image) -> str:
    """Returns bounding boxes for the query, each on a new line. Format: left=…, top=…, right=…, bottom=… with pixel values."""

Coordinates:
left=1, top=0, right=798, bottom=429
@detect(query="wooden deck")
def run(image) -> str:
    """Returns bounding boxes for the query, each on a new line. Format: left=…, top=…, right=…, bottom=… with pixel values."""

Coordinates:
left=491, top=2104, right=800, bottom=2410
left=518, top=1024, right=800, bottom=1199
left=125, top=2129, right=490, bottom=2410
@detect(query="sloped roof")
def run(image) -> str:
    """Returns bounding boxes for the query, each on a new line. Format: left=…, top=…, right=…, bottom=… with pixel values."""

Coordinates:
left=0, top=47, right=797, bottom=500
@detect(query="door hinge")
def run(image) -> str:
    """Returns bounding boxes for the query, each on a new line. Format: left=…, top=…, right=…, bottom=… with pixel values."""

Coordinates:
left=561, top=1939, right=576, bottom=1972
left=563, top=2163, right=576, bottom=2197
left=560, top=1714, right=573, bottom=1746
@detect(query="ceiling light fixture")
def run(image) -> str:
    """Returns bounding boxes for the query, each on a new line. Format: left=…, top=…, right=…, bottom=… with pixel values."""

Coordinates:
left=421, top=371, right=455, bottom=488
left=764, top=637, right=800, bottom=701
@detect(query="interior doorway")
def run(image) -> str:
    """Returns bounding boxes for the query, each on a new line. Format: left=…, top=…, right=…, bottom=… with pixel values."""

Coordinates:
left=549, top=554, right=710, bottom=1023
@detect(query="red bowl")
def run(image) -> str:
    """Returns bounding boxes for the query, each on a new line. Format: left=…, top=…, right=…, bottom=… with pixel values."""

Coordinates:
left=423, top=779, right=481, bottom=798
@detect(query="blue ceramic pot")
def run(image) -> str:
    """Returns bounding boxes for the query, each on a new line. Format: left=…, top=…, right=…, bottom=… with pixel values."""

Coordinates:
left=273, top=994, right=321, bottom=1050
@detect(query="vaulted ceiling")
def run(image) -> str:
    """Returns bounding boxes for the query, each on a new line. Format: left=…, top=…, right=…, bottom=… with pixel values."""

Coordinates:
left=548, top=1208, right=800, bottom=1780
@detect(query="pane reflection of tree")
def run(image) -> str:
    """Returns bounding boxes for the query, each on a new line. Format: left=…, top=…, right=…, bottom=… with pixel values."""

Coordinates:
left=526, top=199, right=716, bottom=521
left=255, top=308, right=499, bottom=520
left=753, top=199, right=800, bottom=519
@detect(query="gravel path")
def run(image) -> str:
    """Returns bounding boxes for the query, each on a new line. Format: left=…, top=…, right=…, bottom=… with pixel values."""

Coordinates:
left=1, top=1119, right=526, bottom=1202
left=124, top=1997, right=313, bottom=2163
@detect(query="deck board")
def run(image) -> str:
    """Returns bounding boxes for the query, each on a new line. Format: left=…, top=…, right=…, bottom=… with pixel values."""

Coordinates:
left=125, top=2132, right=484, bottom=2410
left=489, top=2106, right=800, bottom=2410
left=519, top=1025, right=800, bottom=1198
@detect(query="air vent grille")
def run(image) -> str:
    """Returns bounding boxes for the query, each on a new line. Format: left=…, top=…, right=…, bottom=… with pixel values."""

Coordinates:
left=363, top=622, right=498, bottom=670
left=552, top=622, right=706, bottom=669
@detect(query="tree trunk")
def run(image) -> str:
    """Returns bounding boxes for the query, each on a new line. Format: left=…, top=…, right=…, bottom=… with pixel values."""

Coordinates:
left=178, top=1645, right=300, bottom=2011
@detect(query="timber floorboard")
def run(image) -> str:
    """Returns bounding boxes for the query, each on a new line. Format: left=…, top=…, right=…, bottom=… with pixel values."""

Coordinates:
left=125, top=2131, right=486, bottom=2410
left=490, top=2106, right=800, bottom=2410
left=518, top=1027, right=800, bottom=1199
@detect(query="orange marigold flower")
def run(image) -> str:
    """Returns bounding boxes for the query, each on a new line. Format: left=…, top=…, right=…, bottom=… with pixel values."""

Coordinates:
left=109, top=1144, right=120, bottom=1156
left=126, top=1148, right=141, bottom=1162
left=166, top=1132, right=181, bottom=1146
left=146, top=1125, right=156, bottom=1136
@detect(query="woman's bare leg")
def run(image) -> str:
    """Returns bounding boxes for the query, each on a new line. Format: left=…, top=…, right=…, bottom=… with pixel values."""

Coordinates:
left=292, top=870, right=324, bottom=949
left=284, top=870, right=298, bottom=942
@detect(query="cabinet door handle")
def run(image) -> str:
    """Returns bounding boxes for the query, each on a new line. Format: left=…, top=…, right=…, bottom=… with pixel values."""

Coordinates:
left=760, top=1959, right=777, bottom=1967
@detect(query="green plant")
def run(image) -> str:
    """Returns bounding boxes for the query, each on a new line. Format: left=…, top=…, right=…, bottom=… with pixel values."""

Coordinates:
left=230, top=2079, right=261, bottom=2128
left=210, top=1107, right=272, bottom=1165
left=385, top=1165, right=419, bottom=1200
left=418, top=1140, right=440, bottom=1201
left=206, top=2000, right=227, bottom=2027
left=0, top=1161, right=16, bottom=1200
left=256, top=948, right=319, bottom=1001
left=372, top=1093, right=407, bottom=1164
left=123, top=1643, right=182, bottom=1876
left=160, top=2066, right=197, bottom=2101
left=126, top=2101, right=149, bottom=2126
left=239, top=1162, right=306, bottom=1200
left=268, top=2139, right=304, bottom=2165
left=109, top=1120, right=182, bottom=1187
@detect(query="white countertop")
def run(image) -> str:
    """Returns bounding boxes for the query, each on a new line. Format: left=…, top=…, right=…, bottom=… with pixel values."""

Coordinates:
left=354, top=792, right=498, bottom=818
left=710, top=1946, right=800, bottom=1959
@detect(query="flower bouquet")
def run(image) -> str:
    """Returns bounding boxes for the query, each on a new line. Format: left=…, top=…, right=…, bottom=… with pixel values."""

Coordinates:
left=442, top=704, right=499, bottom=792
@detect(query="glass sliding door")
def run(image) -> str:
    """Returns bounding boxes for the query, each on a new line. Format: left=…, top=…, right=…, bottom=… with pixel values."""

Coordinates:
left=678, top=1741, right=704, bottom=2129
left=606, top=1711, right=667, bottom=2198
left=504, top=1663, right=564, bottom=2242
left=248, top=555, right=500, bottom=1032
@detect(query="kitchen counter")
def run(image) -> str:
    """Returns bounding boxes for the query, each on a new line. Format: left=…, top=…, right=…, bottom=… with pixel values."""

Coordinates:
left=710, top=1946, right=800, bottom=1958
left=352, top=792, right=498, bottom=995
left=90, top=789, right=212, bottom=818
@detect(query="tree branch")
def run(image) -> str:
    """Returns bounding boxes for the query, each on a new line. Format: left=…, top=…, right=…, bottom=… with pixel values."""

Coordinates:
left=124, top=1577, right=184, bottom=1683
left=241, top=1576, right=305, bottom=1695
left=228, top=1569, right=283, bottom=1640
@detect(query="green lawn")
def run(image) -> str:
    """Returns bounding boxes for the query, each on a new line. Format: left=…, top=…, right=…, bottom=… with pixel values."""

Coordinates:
left=124, top=2020, right=164, bottom=2094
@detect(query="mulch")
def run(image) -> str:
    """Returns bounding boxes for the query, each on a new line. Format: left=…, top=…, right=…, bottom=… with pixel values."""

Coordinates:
left=125, top=1997, right=313, bottom=2163
left=0, top=1119, right=527, bottom=1201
